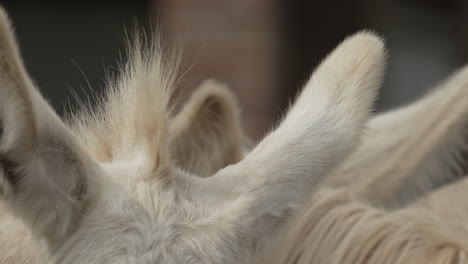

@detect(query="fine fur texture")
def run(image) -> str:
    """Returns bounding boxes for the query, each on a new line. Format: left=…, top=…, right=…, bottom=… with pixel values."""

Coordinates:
left=0, top=5, right=386, bottom=264
left=68, top=30, right=177, bottom=172
left=261, top=190, right=468, bottom=264
left=3, top=4, right=468, bottom=264
left=0, top=79, right=249, bottom=264
left=326, top=64, right=468, bottom=208
left=169, top=80, right=248, bottom=177
left=260, top=58, right=468, bottom=264
left=413, top=174, right=468, bottom=220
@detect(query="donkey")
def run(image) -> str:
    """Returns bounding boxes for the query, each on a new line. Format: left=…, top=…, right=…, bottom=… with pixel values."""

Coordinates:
left=326, top=61, right=468, bottom=209
left=260, top=189, right=468, bottom=264
left=413, top=162, right=468, bottom=220
left=259, top=59, right=468, bottom=264
left=0, top=78, right=249, bottom=264
left=0, top=6, right=385, bottom=264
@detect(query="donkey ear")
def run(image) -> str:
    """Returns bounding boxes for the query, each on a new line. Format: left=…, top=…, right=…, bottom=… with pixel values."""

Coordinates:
left=327, top=65, right=468, bottom=208
left=169, top=80, right=247, bottom=176
left=205, top=32, right=386, bottom=227
left=0, top=7, right=99, bottom=248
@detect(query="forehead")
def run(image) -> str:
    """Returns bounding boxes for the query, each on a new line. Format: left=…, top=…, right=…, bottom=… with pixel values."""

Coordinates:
left=53, top=190, right=249, bottom=264
left=50, top=186, right=177, bottom=263
left=50, top=161, right=250, bottom=263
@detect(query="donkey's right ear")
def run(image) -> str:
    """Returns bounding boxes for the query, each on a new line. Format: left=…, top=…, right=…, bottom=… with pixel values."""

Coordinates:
left=169, top=80, right=248, bottom=176
left=327, top=64, right=468, bottom=208
left=206, top=31, right=385, bottom=231
left=0, top=6, right=99, bottom=248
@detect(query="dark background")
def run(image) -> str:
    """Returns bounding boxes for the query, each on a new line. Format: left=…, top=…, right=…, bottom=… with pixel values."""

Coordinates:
left=2, top=0, right=468, bottom=140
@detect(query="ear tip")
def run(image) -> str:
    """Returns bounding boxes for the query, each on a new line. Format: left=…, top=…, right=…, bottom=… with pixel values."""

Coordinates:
left=196, top=79, right=238, bottom=105
left=345, top=30, right=387, bottom=58
left=0, top=5, right=17, bottom=52
left=198, top=79, right=230, bottom=93
left=0, top=5, right=12, bottom=28
left=349, top=30, right=385, bottom=46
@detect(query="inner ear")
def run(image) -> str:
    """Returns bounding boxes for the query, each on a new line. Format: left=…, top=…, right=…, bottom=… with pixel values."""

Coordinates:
left=169, top=80, right=248, bottom=176
left=0, top=6, right=99, bottom=248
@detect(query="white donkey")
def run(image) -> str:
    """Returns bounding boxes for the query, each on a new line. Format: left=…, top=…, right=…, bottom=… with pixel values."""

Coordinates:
left=259, top=60, right=468, bottom=264
left=327, top=61, right=468, bottom=209
left=0, top=6, right=385, bottom=264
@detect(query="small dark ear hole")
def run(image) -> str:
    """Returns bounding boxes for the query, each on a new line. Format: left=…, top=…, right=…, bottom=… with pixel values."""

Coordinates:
left=0, top=157, right=19, bottom=187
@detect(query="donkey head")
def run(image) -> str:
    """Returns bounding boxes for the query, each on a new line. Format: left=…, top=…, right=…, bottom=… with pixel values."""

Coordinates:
left=0, top=6, right=386, bottom=264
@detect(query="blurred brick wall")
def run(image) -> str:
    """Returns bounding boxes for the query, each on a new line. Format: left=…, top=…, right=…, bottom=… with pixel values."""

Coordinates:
left=157, top=0, right=279, bottom=141
left=155, top=0, right=468, bottom=140
left=5, top=0, right=468, bottom=144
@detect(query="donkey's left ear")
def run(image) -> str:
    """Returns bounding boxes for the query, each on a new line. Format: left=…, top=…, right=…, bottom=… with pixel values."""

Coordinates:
left=0, top=6, right=99, bottom=248
left=169, top=80, right=247, bottom=176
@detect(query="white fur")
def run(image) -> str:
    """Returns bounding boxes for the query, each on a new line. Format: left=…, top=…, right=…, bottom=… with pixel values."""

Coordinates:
left=0, top=5, right=386, bottom=264
left=327, top=64, right=468, bottom=208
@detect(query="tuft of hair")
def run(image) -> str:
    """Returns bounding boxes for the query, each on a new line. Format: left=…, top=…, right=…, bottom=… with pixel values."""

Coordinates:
left=67, top=30, right=180, bottom=177
left=262, top=190, right=468, bottom=264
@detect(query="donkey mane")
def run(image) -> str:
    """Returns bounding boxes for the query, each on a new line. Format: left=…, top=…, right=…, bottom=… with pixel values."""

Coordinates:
left=68, top=33, right=178, bottom=167
left=5, top=4, right=468, bottom=264
left=263, top=190, right=468, bottom=264
left=261, top=63, right=468, bottom=264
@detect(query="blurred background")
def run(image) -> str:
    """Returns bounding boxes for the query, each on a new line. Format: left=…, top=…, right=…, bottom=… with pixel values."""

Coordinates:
left=2, top=0, right=468, bottom=141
